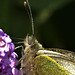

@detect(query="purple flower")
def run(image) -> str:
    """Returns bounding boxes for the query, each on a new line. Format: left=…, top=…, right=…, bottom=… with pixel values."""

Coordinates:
left=0, top=29, right=21, bottom=75
left=0, top=29, right=15, bottom=57
left=12, top=68, right=21, bottom=75
left=9, top=52, right=18, bottom=68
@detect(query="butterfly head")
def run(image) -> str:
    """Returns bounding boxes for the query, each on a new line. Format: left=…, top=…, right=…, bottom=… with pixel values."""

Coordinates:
left=24, top=35, right=43, bottom=50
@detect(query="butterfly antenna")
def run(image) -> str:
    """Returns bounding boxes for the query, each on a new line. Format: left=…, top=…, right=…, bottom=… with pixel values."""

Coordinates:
left=24, top=0, right=34, bottom=36
left=11, top=37, right=25, bottom=40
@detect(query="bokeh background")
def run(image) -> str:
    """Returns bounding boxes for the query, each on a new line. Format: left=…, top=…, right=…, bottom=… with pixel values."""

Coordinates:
left=0, top=0, right=75, bottom=67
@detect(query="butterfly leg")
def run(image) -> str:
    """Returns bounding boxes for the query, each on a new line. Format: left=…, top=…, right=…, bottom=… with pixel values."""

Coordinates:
left=15, top=45, right=25, bottom=75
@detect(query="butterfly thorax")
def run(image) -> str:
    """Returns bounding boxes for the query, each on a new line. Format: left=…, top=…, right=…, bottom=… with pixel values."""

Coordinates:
left=21, top=35, right=44, bottom=75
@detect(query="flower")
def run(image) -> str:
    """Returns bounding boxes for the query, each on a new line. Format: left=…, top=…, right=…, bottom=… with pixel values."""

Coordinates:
left=0, top=29, right=15, bottom=57
left=0, top=29, right=21, bottom=75
left=9, top=52, right=18, bottom=68
left=12, top=68, right=21, bottom=75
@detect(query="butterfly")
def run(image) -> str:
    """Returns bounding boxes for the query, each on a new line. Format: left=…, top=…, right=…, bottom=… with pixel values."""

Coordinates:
left=16, top=0, right=75, bottom=75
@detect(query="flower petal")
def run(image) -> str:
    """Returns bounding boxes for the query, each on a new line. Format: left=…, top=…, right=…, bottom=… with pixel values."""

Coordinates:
left=12, top=68, right=21, bottom=75
left=0, top=29, right=4, bottom=36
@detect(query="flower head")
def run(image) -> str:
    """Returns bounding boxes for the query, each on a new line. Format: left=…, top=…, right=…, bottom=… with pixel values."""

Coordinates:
left=0, top=29, right=15, bottom=57
left=0, top=29, right=21, bottom=75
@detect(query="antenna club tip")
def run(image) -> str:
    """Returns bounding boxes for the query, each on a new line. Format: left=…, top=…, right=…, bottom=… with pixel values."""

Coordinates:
left=24, top=1, right=26, bottom=6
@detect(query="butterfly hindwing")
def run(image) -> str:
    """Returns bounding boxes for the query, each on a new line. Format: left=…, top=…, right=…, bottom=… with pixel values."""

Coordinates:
left=37, top=48, right=75, bottom=75
left=33, top=55, right=70, bottom=75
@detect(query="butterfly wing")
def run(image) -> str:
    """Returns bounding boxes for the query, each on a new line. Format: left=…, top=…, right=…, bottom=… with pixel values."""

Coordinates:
left=33, top=55, right=70, bottom=75
left=37, top=48, right=75, bottom=75
left=51, top=57, right=75, bottom=75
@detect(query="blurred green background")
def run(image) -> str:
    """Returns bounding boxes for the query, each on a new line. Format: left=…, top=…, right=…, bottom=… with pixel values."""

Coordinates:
left=0, top=0, right=75, bottom=54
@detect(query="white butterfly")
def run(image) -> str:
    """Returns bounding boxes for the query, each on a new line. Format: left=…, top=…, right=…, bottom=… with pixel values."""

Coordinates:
left=15, top=0, right=75, bottom=75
